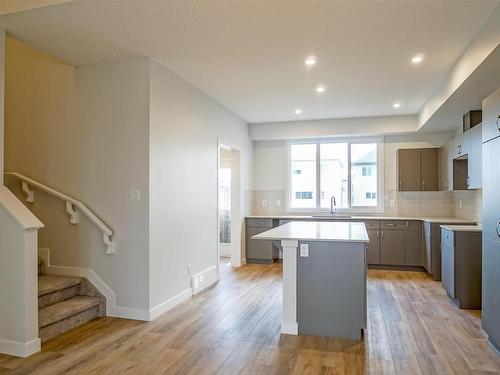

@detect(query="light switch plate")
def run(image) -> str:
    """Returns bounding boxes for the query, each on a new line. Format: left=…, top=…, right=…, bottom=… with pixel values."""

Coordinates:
left=300, top=244, right=309, bottom=257
left=389, top=200, right=395, bottom=208
left=276, top=200, right=281, bottom=207
left=262, top=200, right=267, bottom=207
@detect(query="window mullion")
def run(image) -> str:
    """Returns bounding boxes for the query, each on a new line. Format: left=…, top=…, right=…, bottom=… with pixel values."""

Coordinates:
left=347, top=142, right=352, bottom=208
left=316, top=143, right=321, bottom=209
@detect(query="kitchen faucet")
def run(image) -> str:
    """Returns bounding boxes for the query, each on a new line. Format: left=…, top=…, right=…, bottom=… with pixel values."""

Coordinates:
left=330, top=195, right=337, bottom=215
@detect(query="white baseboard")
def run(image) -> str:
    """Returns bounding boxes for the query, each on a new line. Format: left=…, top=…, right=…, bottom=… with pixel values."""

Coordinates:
left=191, top=265, right=219, bottom=294
left=281, top=321, right=298, bottom=335
left=148, top=288, right=193, bottom=321
left=241, top=258, right=247, bottom=266
left=0, top=338, right=40, bottom=357
left=39, top=248, right=150, bottom=321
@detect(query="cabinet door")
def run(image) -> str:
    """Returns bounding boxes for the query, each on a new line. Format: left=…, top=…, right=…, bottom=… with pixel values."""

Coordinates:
left=441, top=231, right=455, bottom=299
left=380, top=230, right=405, bottom=265
left=483, top=137, right=500, bottom=241
left=398, top=149, right=421, bottom=191
left=420, top=148, right=439, bottom=191
left=482, top=87, right=500, bottom=143
left=404, top=221, right=422, bottom=266
left=246, top=227, right=273, bottom=262
left=366, top=229, right=380, bottom=264
left=423, top=222, right=432, bottom=273
left=467, top=124, right=482, bottom=189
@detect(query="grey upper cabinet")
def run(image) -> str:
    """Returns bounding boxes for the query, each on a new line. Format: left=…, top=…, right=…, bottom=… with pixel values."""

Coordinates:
left=404, top=221, right=423, bottom=266
left=380, top=229, right=405, bottom=265
left=482, top=87, right=500, bottom=143
left=398, top=149, right=421, bottom=191
left=420, top=148, right=439, bottom=191
left=467, top=124, right=482, bottom=189
left=398, top=148, right=439, bottom=191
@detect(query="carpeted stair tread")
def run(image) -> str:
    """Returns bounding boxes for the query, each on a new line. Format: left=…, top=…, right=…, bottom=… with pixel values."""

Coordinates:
left=38, top=296, right=100, bottom=328
left=38, top=275, right=82, bottom=297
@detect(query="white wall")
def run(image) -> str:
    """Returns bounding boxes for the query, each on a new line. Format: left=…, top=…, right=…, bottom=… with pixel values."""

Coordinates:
left=0, top=187, right=43, bottom=357
left=5, top=40, right=151, bottom=315
left=249, top=115, right=417, bottom=141
left=253, top=133, right=453, bottom=192
left=148, top=60, right=252, bottom=310
left=419, top=4, right=500, bottom=128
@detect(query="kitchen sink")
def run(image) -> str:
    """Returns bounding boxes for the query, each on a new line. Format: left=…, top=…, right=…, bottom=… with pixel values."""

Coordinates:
left=311, top=214, right=352, bottom=219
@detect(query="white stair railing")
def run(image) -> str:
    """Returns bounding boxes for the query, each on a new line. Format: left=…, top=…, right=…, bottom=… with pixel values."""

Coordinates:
left=4, top=172, right=116, bottom=254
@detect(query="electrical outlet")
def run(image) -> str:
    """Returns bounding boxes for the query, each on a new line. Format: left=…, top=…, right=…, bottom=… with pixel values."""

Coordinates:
left=262, top=200, right=267, bottom=207
left=300, top=244, right=309, bottom=257
left=129, top=189, right=141, bottom=201
left=276, top=200, right=281, bottom=207
left=389, top=200, right=395, bottom=208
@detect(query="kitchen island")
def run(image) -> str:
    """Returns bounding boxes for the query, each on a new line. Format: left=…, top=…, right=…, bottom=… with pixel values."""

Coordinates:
left=253, top=221, right=369, bottom=340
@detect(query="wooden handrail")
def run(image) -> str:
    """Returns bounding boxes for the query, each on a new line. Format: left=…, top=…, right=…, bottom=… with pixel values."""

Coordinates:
left=4, top=172, right=115, bottom=254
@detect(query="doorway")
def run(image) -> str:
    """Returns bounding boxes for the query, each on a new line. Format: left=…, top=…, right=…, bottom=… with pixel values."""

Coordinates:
left=217, top=142, right=242, bottom=272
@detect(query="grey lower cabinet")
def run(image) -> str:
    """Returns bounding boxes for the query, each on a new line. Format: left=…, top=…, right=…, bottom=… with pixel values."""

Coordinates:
left=380, top=229, right=405, bottom=265
left=366, top=220, right=422, bottom=267
left=366, top=229, right=381, bottom=264
left=405, top=221, right=423, bottom=266
left=441, top=228, right=482, bottom=309
left=246, top=218, right=278, bottom=264
left=423, top=221, right=475, bottom=280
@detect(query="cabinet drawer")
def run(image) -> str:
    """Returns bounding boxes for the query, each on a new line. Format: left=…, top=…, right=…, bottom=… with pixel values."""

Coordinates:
left=380, top=221, right=406, bottom=230
left=246, top=218, right=273, bottom=228
left=363, top=220, right=380, bottom=230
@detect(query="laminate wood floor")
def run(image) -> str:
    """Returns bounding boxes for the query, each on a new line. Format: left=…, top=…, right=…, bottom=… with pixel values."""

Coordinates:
left=1, top=262, right=499, bottom=374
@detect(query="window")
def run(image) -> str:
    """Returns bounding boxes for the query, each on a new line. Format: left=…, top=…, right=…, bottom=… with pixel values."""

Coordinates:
left=295, top=191, right=313, bottom=199
left=288, top=140, right=381, bottom=210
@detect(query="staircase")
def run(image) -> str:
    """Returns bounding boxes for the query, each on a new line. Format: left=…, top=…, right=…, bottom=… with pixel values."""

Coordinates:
left=37, top=258, right=105, bottom=342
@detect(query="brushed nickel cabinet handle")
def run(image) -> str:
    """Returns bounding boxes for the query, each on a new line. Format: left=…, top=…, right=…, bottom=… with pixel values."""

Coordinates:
left=387, top=223, right=395, bottom=227
left=496, top=219, right=500, bottom=239
left=376, top=231, right=380, bottom=239
left=497, top=115, right=500, bottom=132
left=381, top=230, right=384, bottom=239
left=405, top=221, right=409, bottom=230
left=466, top=176, right=470, bottom=188
left=422, top=180, right=425, bottom=190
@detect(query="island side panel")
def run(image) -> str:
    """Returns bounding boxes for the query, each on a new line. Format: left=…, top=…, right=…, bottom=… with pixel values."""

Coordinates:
left=281, top=239, right=299, bottom=335
left=297, top=241, right=367, bottom=340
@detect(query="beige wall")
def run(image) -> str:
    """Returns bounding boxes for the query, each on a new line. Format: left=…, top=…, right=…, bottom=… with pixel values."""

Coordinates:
left=148, top=60, right=252, bottom=309
left=4, top=37, right=151, bottom=312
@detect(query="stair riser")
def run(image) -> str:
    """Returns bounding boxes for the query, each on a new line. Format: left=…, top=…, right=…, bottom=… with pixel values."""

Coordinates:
left=39, top=305, right=100, bottom=342
left=38, top=285, right=80, bottom=309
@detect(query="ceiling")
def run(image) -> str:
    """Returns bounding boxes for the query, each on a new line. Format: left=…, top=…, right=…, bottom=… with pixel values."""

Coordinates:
left=0, top=0, right=498, bottom=124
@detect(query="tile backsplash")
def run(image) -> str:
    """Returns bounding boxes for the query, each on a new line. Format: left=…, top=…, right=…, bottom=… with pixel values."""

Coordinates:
left=247, top=189, right=482, bottom=222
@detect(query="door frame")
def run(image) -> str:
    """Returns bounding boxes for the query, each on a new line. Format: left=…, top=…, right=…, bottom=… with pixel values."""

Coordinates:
left=216, top=139, right=243, bottom=275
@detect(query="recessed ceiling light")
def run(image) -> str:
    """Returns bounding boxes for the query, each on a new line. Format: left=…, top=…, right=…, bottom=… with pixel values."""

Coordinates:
left=393, top=102, right=401, bottom=108
left=294, top=108, right=302, bottom=115
left=316, top=85, right=326, bottom=93
left=411, top=54, right=425, bottom=64
left=305, top=56, right=317, bottom=66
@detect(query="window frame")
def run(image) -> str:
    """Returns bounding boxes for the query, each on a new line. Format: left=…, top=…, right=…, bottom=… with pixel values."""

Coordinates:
left=286, top=137, right=384, bottom=213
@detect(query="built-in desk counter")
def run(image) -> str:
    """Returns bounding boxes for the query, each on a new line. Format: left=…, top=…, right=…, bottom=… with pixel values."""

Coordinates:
left=253, top=221, right=369, bottom=340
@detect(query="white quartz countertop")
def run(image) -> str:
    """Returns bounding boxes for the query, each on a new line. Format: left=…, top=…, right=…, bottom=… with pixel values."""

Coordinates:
left=252, top=221, right=369, bottom=243
left=246, top=215, right=475, bottom=224
left=440, top=224, right=482, bottom=232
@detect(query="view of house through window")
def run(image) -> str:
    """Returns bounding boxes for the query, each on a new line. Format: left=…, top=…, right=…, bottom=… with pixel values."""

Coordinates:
left=289, top=140, right=379, bottom=210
